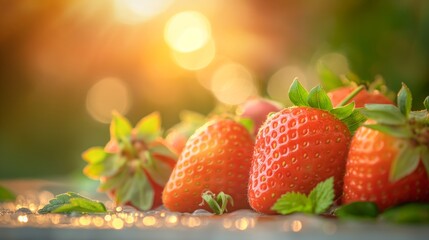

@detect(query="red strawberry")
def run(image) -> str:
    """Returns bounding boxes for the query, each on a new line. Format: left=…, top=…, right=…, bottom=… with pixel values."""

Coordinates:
left=248, top=80, right=365, bottom=214
left=328, top=86, right=393, bottom=108
left=162, top=118, right=254, bottom=213
left=237, top=98, right=283, bottom=136
left=82, top=112, right=178, bottom=210
left=342, top=84, right=429, bottom=211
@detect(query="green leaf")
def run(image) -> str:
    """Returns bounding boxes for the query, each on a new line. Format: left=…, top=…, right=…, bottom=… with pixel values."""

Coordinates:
left=360, top=104, right=406, bottom=125
left=288, top=79, right=309, bottom=107
left=335, top=202, right=379, bottom=220
left=424, top=96, right=429, bottom=111
left=238, top=117, right=254, bottom=135
left=308, top=177, right=335, bottom=214
left=271, top=192, right=312, bottom=215
left=330, top=102, right=355, bottom=120
left=307, top=86, right=333, bottom=111
left=116, top=170, right=154, bottom=211
left=272, top=177, right=335, bottom=215
left=342, top=110, right=367, bottom=134
left=135, top=112, right=162, bottom=142
left=83, top=155, right=126, bottom=179
left=0, top=185, right=16, bottom=202
left=363, top=124, right=412, bottom=138
left=38, top=192, right=106, bottom=214
left=201, top=191, right=234, bottom=215
left=397, top=83, right=412, bottom=118
left=317, top=62, right=344, bottom=92
left=142, top=151, right=173, bottom=186
left=82, top=147, right=107, bottom=164
left=380, top=203, right=429, bottom=224
left=110, top=111, right=132, bottom=142
left=389, top=143, right=421, bottom=182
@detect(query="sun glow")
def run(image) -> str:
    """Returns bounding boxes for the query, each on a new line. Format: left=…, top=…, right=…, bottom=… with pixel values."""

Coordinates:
left=114, top=0, right=174, bottom=24
left=86, top=77, right=131, bottom=123
left=165, top=11, right=211, bottom=53
left=172, top=40, right=216, bottom=71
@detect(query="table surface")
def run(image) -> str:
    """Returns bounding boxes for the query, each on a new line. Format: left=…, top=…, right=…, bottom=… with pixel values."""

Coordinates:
left=1, top=179, right=428, bottom=240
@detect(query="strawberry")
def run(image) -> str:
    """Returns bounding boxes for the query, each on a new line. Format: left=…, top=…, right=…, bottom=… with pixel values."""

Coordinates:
left=318, top=67, right=394, bottom=107
left=162, top=118, right=254, bottom=213
left=328, top=86, right=393, bottom=108
left=237, top=98, right=283, bottom=136
left=248, top=80, right=366, bottom=214
left=342, top=84, right=429, bottom=211
left=165, top=111, right=206, bottom=154
left=82, top=112, right=178, bottom=210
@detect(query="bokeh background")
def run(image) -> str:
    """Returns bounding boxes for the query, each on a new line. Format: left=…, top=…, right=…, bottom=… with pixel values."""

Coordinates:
left=1, top=0, right=428, bottom=180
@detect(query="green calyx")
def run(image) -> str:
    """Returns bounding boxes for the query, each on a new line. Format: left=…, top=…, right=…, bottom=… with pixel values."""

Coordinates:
left=82, top=111, right=178, bottom=210
left=201, top=191, right=234, bottom=215
left=288, top=79, right=366, bottom=134
left=361, top=83, right=429, bottom=183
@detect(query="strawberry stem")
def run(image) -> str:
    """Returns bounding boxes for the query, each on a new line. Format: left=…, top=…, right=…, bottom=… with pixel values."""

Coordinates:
left=201, top=191, right=233, bottom=215
left=338, top=85, right=365, bottom=107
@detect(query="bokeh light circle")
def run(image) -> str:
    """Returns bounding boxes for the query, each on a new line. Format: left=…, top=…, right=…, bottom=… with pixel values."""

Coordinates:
left=86, top=77, right=131, bottom=123
left=165, top=11, right=211, bottom=53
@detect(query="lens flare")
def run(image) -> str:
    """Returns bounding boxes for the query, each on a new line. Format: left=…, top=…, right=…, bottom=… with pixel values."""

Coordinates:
left=210, top=62, right=256, bottom=105
left=172, top=40, right=216, bottom=71
left=267, top=66, right=307, bottom=106
left=165, top=11, right=211, bottom=53
left=114, top=0, right=174, bottom=24
left=86, top=77, right=131, bottom=123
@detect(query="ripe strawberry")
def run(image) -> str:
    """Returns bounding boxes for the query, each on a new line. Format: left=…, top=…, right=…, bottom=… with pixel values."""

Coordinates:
left=328, top=86, right=393, bottom=108
left=165, top=111, right=206, bottom=154
left=248, top=80, right=366, bottom=214
left=162, top=118, right=254, bottom=213
left=82, top=112, right=178, bottom=210
left=237, top=98, right=283, bottom=136
left=342, top=84, right=429, bottom=211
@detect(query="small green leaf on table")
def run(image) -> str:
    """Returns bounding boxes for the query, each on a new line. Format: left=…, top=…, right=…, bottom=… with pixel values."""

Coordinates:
left=380, top=203, right=429, bottom=224
left=38, top=192, right=106, bottom=214
left=335, top=202, right=379, bottom=220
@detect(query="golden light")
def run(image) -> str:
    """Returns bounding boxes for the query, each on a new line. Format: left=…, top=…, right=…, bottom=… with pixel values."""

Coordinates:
left=142, top=216, right=157, bottom=227
left=267, top=65, right=308, bottom=106
left=234, top=217, right=250, bottom=231
left=291, top=220, right=303, bottom=232
left=172, top=40, right=216, bottom=71
left=210, top=62, right=256, bottom=105
left=86, top=77, right=131, bottom=124
left=165, top=11, right=211, bottom=53
left=17, top=215, right=28, bottom=223
left=112, top=218, right=124, bottom=229
left=114, top=0, right=174, bottom=24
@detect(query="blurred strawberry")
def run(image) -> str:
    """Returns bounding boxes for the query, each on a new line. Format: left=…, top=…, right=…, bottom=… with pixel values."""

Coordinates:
left=248, top=80, right=366, bottom=214
left=318, top=66, right=394, bottom=107
left=343, top=84, right=429, bottom=211
left=163, top=118, right=254, bottom=213
left=237, top=98, right=283, bottom=136
left=328, top=86, right=393, bottom=108
left=82, top=112, right=178, bottom=210
left=165, top=111, right=206, bottom=154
